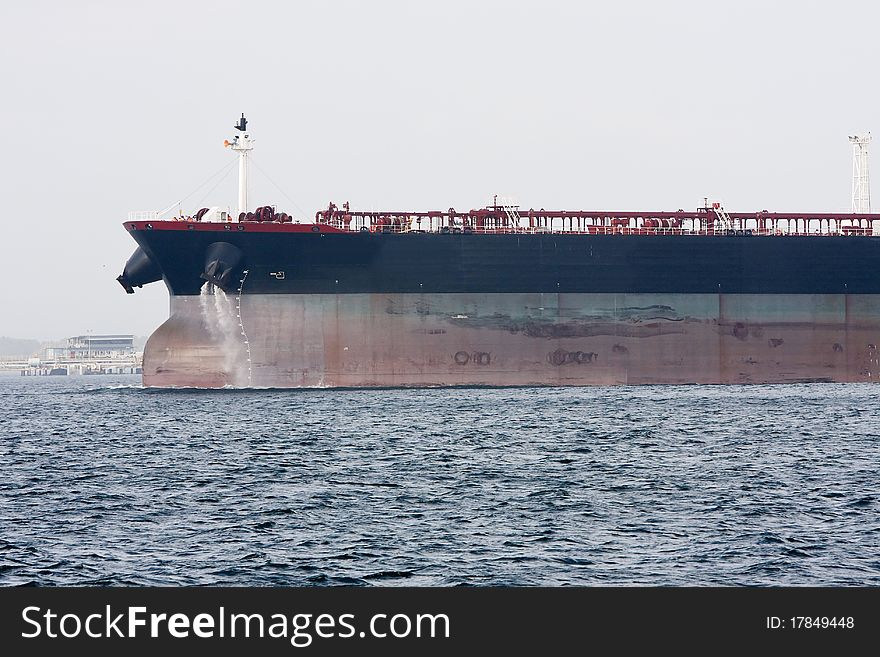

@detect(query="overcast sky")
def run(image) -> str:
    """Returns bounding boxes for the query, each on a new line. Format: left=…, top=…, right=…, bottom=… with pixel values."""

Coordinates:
left=1, top=0, right=877, bottom=340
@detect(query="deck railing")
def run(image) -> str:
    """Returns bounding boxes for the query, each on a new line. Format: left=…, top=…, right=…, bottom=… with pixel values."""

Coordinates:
left=313, top=205, right=880, bottom=237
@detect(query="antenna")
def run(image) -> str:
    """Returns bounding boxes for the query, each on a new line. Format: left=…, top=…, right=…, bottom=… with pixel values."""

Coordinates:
left=225, top=114, right=254, bottom=217
left=849, top=132, right=871, bottom=213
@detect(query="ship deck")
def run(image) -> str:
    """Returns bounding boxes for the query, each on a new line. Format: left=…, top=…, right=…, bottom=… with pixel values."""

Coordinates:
left=126, top=203, right=880, bottom=237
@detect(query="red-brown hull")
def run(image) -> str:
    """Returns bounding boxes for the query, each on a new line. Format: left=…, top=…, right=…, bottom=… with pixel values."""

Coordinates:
left=141, top=292, right=880, bottom=387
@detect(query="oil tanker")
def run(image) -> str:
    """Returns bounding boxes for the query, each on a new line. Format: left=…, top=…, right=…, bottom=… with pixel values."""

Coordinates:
left=118, top=116, right=880, bottom=387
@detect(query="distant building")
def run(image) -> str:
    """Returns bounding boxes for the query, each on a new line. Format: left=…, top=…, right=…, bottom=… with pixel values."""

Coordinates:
left=44, top=335, right=135, bottom=360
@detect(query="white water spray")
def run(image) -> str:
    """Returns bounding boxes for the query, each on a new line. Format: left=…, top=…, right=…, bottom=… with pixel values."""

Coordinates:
left=213, top=287, right=237, bottom=334
left=199, top=281, right=248, bottom=385
left=199, top=283, right=221, bottom=336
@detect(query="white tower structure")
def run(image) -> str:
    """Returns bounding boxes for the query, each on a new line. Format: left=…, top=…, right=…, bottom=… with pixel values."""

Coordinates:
left=849, top=132, right=871, bottom=213
left=226, top=114, right=254, bottom=218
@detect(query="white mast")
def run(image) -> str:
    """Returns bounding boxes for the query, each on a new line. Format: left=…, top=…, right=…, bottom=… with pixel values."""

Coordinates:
left=226, top=114, right=254, bottom=218
left=849, top=132, right=871, bottom=213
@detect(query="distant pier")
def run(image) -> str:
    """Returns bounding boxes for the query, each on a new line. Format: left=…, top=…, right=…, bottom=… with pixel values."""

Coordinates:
left=3, top=357, right=142, bottom=376
left=2, top=334, right=142, bottom=376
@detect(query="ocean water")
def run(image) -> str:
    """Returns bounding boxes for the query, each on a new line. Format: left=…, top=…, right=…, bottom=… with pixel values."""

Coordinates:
left=1, top=374, right=878, bottom=586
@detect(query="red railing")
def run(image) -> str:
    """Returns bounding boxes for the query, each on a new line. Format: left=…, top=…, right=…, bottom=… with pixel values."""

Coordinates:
left=314, top=203, right=880, bottom=237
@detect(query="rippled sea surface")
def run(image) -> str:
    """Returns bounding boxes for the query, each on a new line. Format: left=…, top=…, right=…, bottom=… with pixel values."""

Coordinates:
left=1, top=374, right=878, bottom=586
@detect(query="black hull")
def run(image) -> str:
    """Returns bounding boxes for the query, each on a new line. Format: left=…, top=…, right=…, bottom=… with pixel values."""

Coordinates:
left=128, top=228, right=880, bottom=297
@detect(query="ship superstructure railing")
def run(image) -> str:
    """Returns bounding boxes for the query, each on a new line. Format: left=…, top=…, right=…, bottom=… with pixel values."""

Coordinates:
left=128, top=211, right=161, bottom=222
left=314, top=203, right=880, bottom=237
